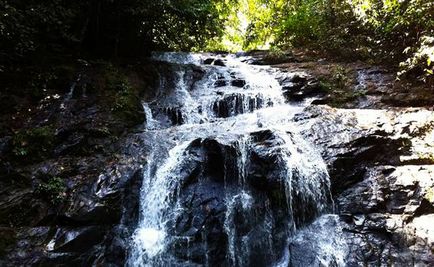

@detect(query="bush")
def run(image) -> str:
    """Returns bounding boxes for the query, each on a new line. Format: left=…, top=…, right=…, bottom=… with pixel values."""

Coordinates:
left=399, top=36, right=434, bottom=82
left=222, top=0, right=433, bottom=82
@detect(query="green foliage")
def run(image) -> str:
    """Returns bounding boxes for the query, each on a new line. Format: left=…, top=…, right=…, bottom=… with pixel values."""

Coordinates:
left=425, top=187, right=434, bottom=203
left=399, top=36, right=434, bottom=82
left=277, top=1, right=325, bottom=47
left=0, top=0, right=228, bottom=63
left=332, top=66, right=350, bottom=90
left=12, top=126, right=55, bottom=161
left=1, top=0, right=432, bottom=83
left=317, top=65, right=369, bottom=106
left=135, top=0, right=228, bottom=51
left=0, top=1, right=86, bottom=61
left=114, top=88, right=139, bottom=114
left=318, top=65, right=352, bottom=92
left=318, top=79, right=333, bottom=92
left=102, top=64, right=130, bottom=91
left=216, top=0, right=433, bottom=80
left=207, top=0, right=289, bottom=51
left=35, top=176, right=66, bottom=205
left=349, top=0, right=434, bottom=78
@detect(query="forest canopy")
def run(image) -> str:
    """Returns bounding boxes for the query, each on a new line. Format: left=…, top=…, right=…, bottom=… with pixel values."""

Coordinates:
left=1, top=0, right=433, bottom=79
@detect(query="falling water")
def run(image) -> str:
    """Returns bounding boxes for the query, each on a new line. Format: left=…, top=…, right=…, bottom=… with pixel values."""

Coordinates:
left=128, top=142, right=192, bottom=266
left=128, top=53, right=340, bottom=266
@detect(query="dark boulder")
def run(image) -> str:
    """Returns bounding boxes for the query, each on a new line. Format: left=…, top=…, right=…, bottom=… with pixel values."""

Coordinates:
left=214, top=79, right=227, bottom=87
left=213, top=59, right=226, bottom=67
left=294, top=106, right=434, bottom=266
left=231, top=79, right=246, bottom=88
left=203, top=58, right=214, bottom=65
left=212, top=93, right=266, bottom=118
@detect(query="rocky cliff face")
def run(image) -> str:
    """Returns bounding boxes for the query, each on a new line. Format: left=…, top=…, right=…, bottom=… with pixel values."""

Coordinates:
left=262, top=51, right=434, bottom=265
left=0, top=61, right=160, bottom=266
left=291, top=106, right=434, bottom=266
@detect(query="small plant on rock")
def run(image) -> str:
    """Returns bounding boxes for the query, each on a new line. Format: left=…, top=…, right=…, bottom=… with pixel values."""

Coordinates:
left=35, top=176, right=66, bottom=205
left=12, top=126, right=56, bottom=161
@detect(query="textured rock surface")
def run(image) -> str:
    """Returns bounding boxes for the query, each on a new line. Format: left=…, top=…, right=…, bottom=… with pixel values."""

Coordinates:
left=291, top=106, right=434, bottom=266
left=154, top=130, right=331, bottom=266
left=0, top=61, right=157, bottom=266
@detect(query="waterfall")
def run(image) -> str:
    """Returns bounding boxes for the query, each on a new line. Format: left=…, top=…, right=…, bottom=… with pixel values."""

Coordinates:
left=128, top=53, right=340, bottom=266
left=128, top=142, right=192, bottom=266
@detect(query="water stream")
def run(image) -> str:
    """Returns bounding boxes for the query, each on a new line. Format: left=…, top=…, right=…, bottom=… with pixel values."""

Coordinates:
left=127, top=53, right=337, bottom=266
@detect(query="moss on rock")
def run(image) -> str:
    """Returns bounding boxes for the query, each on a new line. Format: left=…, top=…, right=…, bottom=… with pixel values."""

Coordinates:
left=11, top=125, right=56, bottom=162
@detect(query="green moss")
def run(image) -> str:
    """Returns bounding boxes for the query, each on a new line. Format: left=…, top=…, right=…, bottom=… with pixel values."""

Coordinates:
left=92, top=126, right=111, bottom=137
left=329, top=90, right=366, bottom=107
left=100, top=64, right=143, bottom=124
left=261, top=49, right=290, bottom=64
left=35, top=176, right=66, bottom=205
left=317, top=65, right=367, bottom=107
left=102, top=63, right=130, bottom=92
left=331, top=66, right=350, bottom=90
left=318, top=79, right=333, bottom=92
left=113, top=90, right=142, bottom=124
left=12, top=125, right=56, bottom=162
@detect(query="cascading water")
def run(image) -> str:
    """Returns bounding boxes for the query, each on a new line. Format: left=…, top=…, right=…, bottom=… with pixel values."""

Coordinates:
left=128, top=52, right=340, bottom=266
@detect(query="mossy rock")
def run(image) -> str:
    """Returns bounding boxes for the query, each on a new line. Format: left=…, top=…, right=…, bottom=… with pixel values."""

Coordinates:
left=101, top=65, right=145, bottom=126
left=112, top=90, right=144, bottom=125
left=35, top=176, right=66, bottom=205
left=11, top=125, right=56, bottom=162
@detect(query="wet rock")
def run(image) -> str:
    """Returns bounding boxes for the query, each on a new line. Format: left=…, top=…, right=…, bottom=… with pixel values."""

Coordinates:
left=0, top=184, right=49, bottom=227
left=329, top=134, right=411, bottom=194
left=289, top=215, right=348, bottom=267
left=212, top=93, right=266, bottom=118
left=279, top=72, right=309, bottom=85
left=1, top=155, right=144, bottom=265
left=295, top=106, right=434, bottom=265
left=248, top=130, right=284, bottom=190
left=242, top=50, right=297, bottom=65
left=203, top=58, right=214, bottom=65
left=231, top=79, right=246, bottom=88
left=158, top=107, right=184, bottom=125
left=48, top=226, right=107, bottom=253
left=248, top=129, right=331, bottom=226
left=3, top=227, right=51, bottom=265
left=0, top=59, right=150, bottom=264
left=213, top=59, right=226, bottom=67
left=203, top=57, right=227, bottom=67
left=160, top=133, right=331, bottom=266
left=183, top=65, right=206, bottom=90
left=214, top=79, right=227, bottom=87
left=277, top=72, right=324, bottom=102
left=165, top=138, right=234, bottom=264
left=97, top=226, right=131, bottom=266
